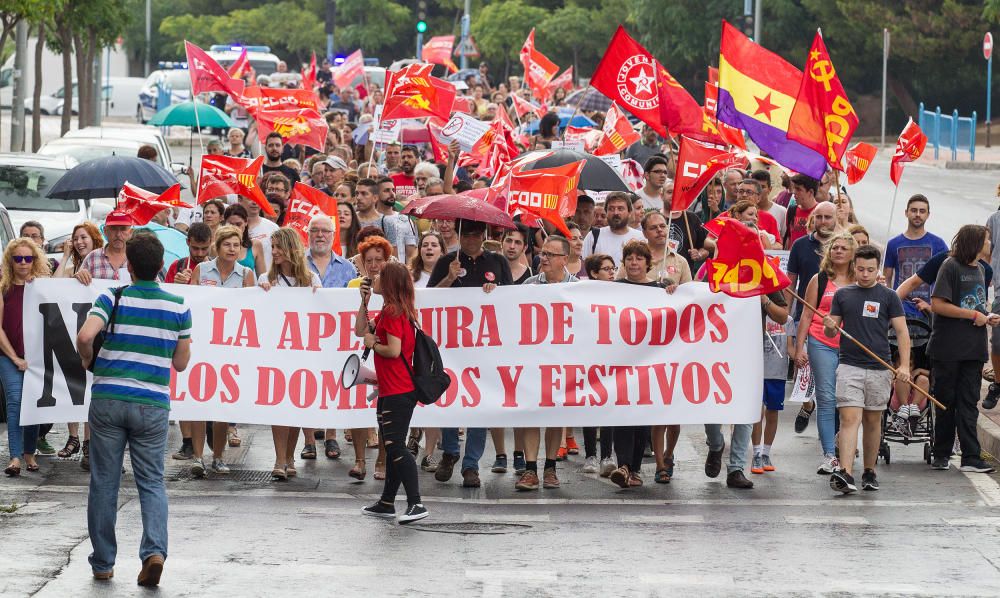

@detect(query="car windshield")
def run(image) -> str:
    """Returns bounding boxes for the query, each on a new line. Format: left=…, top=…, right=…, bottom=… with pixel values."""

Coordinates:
left=146, top=71, right=191, bottom=90
left=0, top=165, right=75, bottom=212
left=40, top=143, right=142, bottom=165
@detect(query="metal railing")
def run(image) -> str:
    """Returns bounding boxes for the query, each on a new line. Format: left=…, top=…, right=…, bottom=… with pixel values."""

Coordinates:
left=918, top=102, right=977, bottom=161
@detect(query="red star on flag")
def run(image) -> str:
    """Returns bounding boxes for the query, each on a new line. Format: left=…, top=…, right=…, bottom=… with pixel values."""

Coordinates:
left=753, top=92, right=779, bottom=121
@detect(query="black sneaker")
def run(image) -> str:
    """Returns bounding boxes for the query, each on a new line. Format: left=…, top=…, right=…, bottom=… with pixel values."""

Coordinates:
left=960, top=458, right=997, bottom=473
left=705, top=441, right=724, bottom=478
left=434, top=453, right=459, bottom=482
left=512, top=452, right=526, bottom=475
left=931, top=457, right=951, bottom=470
left=794, top=402, right=814, bottom=433
left=861, top=469, right=879, bottom=491
left=491, top=454, right=508, bottom=473
left=361, top=501, right=396, bottom=518
left=398, top=503, right=429, bottom=524
left=829, top=469, right=857, bottom=494
left=984, top=383, right=1000, bottom=410
left=726, top=470, right=754, bottom=489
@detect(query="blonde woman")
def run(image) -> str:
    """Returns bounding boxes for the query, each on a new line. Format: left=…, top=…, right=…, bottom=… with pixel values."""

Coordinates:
left=1, top=239, right=51, bottom=476
left=258, top=228, right=321, bottom=480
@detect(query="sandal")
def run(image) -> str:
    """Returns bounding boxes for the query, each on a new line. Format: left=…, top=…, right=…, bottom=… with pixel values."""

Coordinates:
left=344, top=431, right=353, bottom=443
left=374, top=459, right=386, bottom=481
left=227, top=426, right=241, bottom=447
left=324, top=439, right=340, bottom=460
left=654, top=469, right=671, bottom=484
left=628, top=472, right=643, bottom=487
left=300, top=444, right=317, bottom=460
left=366, top=431, right=379, bottom=449
left=26, top=463, right=40, bottom=472
left=285, top=463, right=297, bottom=478
left=349, top=460, right=366, bottom=480
left=271, top=467, right=287, bottom=481
left=58, top=436, right=81, bottom=458
left=4, top=463, right=20, bottom=477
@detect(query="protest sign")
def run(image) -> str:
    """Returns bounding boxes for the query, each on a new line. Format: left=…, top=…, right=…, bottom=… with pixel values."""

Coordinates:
left=438, top=112, right=491, bottom=152
left=23, top=280, right=762, bottom=428
left=370, top=105, right=401, bottom=145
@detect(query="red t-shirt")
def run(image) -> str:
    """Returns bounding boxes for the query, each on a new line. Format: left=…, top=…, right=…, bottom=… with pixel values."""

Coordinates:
left=786, top=203, right=814, bottom=248
left=373, top=309, right=416, bottom=397
left=757, top=210, right=780, bottom=242
left=391, top=173, right=418, bottom=199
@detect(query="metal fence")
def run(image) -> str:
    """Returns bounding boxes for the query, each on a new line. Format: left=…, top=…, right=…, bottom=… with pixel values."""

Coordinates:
left=918, top=103, right=977, bottom=161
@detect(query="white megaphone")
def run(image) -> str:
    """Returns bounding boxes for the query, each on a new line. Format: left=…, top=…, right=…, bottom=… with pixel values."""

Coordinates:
left=341, top=353, right=379, bottom=401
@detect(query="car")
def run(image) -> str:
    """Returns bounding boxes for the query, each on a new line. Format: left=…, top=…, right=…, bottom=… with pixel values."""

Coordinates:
left=137, top=69, right=192, bottom=123
left=26, top=78, right=147, bottom=118
left=0, top=153, right=99, bottom=258
left=38, top=137, right=169, bottom=170
left=208, top=45, right=281, bottom=76
left=63, top=125, right=175, bottom=168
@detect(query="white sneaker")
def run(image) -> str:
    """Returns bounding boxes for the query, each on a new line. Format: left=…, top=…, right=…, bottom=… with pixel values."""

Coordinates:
left=581, top=455, right=599, bottom=473
left=599, top=457, right=616, bottom=477
left=211, top=459, right=230, bottom=474
left=817, top=454, right=840, bottom=475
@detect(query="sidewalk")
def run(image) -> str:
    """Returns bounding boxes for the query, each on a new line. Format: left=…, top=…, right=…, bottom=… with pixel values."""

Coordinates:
left=979, top=387, right=1000, bottom=460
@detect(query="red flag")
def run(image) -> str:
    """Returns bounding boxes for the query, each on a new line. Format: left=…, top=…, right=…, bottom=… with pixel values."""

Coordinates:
left=197, top=155, right=274, bottom=217
left=422, top=36, right=459, bottom=73
left=704, top=216, right=791, bottom=298
left=787, top=32, right=859, bottom=170
left=226, top=48, right=250, bottom=79
left=844, top=142, right=877, bottom=185
left=708, top=66, right=719, bottom=85
left=254, top=108, right=329, bottom=152
left=333, top=49, right=365, bottom=89
left=653, top=60, right=715, bottom=142
left=890, top=118, right=927, bottom=185
left=452, top=96, right=473, bottom=114
left=185, top=41, right=245, bottom=98
left=301, top=52, right=318, bottom=91
left=591, top=26, right=666, bottom=136
left=594, top=103, right=640, bottom=156
left=546, top=67, right=574, bottom=97
left=383, top=64, right=456, bottom=121
left=355, top=84, right=368, bottom=100
left=495, top=161, right=584, bottom=236
left=671, top=136, right=747, bottom=211
left=472, top=119, right=519, bottom=179
left=564, top=126, right=601, bottom=151
left=287, top=183, right=341, bottom=250
left=239, top=86, right=320, bottom=114
left=520, top=29, right=559, bottom=98
left=427, top=122, right=449, bottom=163
left=703, top=82, right=746, bottom=149
left=117, top=182, right=190, bottom=226
left=510, top=92, right=542, bottom=119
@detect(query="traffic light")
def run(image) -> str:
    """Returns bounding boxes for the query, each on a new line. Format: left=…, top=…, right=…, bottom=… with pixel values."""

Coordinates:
left=742, top=14, right=754, bottom=39
left=417, top=0, right=427, bottom=33
left=416, top=20, right=427, bottom=33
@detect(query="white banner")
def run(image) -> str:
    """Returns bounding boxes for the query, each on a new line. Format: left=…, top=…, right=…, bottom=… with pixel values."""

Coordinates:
left=437, top=112, right=490, bottom=151
left=22, top=279, right=763, bottom=428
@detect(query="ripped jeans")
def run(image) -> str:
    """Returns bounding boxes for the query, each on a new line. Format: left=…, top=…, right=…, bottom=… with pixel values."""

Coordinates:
left=376, top=392, right=421, bottom=506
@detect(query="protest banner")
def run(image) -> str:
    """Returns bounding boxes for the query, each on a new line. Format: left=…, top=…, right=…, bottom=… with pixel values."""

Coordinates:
left=370, top=105, right=401, bottom=145
left=438, top=112, right=491, bottom=152
left=22, top=280, right=762, bottom=429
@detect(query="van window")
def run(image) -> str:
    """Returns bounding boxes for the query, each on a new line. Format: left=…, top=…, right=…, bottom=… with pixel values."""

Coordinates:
left=0, top=165, right=76, bottom=212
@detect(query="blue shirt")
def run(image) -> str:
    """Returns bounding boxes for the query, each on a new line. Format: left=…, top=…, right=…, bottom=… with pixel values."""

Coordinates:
left=886, top=232, right=948, bottom=317
left=787, top=233, right=823, bottom=321
left=307, top=252, right=357, bottom=288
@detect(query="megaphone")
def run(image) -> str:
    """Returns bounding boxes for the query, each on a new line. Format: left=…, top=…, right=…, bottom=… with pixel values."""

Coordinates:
left=341, top=353, right=379, bottom=401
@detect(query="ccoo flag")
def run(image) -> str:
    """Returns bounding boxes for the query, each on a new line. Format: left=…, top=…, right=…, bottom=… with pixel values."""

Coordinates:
left=717, top=21, right=827, bottom=180
left=890, top=118, right=927, bottom=186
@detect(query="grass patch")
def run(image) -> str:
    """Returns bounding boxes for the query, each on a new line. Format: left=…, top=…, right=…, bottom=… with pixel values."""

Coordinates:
left=0, top=503, right=19, bottom=513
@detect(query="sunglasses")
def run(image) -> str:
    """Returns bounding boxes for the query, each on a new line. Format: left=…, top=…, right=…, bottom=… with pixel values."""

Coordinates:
left=12, top=255, right=34, bottom=264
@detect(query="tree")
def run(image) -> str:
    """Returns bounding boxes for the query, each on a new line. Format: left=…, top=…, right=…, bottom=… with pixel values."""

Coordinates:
left=472, top=0, right=548, bottom=78
left=330, top=0, right=411, bottom=57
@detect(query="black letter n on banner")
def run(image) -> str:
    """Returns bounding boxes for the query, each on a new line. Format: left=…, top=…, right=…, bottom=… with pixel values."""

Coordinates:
left=36, top=302, right=90, bottom=408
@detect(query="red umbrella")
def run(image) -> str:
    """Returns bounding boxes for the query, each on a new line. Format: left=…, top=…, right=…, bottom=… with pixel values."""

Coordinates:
left=402, top=193, right=516, bottom=229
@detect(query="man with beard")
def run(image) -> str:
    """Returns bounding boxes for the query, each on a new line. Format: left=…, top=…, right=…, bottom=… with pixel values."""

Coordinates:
left=391, top=145, right=420, bottom=197
left=355, top=178, right=416, bottom=261
left=883, top=194, right=947, bottom=320
left=263, top=173, right=291, bottom=225
left=260, top=133, right=300, bottom=184
left=581, top=192, right=645, bottom=266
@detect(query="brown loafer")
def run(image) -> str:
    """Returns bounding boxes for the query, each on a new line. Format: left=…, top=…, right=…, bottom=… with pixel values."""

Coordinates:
left=137, top=554, right=164, bottom=587
left=93, top=569, right=113, bottom=581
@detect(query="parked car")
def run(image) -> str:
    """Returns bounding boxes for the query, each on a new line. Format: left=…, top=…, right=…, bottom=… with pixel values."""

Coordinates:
left=137, top=69, right=192, bottom=123
left=63, top=125, right=175, bottom=167
left=208, top=45, right=281, bottom=76
left=39, top=137, right=168, bottom=170
left=26, top=77, right=146, bottom=118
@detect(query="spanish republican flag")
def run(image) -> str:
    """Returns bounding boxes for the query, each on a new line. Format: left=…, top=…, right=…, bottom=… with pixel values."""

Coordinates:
left=717, top=21, right=827, bottom=180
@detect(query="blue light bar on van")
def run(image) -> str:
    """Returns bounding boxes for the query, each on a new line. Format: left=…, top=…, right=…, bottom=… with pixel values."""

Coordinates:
left=209, top=44, right=271, bottom=53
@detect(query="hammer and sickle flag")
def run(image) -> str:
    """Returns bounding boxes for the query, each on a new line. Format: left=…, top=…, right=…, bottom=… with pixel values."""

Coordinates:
left=197, top=155, right=274, bottom=217
left=382, top=64, right=456, bottom=122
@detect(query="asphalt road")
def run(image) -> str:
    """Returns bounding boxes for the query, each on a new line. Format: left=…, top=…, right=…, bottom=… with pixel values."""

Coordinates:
left=1, top=413, right=999, bottom=597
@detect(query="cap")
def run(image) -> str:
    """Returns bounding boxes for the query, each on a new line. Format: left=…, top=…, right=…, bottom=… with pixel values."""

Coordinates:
left=323, top=156, right=348, bottom=171
left=105, top=209, right=134, bottom=227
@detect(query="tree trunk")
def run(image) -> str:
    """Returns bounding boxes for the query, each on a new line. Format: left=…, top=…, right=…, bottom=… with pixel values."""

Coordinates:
left=31, top=22, right=45, bottom=151
left=572, top=49, right=578, bottom=87
left=0, top=25, right=13, bottom=151
left=73, top=32, right=89, bottom=128
left=57, top=19, right=72, bottom=135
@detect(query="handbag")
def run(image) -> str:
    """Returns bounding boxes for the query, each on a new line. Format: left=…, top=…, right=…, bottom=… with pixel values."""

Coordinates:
left=89, top=286, right=126, bottom=373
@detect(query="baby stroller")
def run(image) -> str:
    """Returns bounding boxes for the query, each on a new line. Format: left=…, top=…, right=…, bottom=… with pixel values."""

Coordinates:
left=879, top=318, right=935, bottom=464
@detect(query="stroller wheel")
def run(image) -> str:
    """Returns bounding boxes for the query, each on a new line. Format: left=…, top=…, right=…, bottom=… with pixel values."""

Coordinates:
left=924, top=444, right=932, bottom=464
left=880, top=443, right=891, bottom=464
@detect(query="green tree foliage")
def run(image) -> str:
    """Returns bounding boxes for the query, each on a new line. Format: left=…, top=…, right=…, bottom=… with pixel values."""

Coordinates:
left=472, top=0, right=548, bottom=76
left=334, top=0, right=411, bottom=54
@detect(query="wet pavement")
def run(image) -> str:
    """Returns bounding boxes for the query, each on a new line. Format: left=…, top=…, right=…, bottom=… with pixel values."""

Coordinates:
left=2, top=411, right=1000, bottom=597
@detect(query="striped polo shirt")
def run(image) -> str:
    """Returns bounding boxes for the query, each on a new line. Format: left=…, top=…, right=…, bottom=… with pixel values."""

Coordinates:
left=89, top=280, right=192, bottom=409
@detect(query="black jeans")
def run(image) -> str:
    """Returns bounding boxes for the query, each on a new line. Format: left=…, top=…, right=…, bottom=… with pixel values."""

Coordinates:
left=376, top=392, right=421, bottom=506
left=613, top=426, right=648, bottom=472
left=931, top=359, right=984, bottom=461
left=583, top=426, right=613, bottom=459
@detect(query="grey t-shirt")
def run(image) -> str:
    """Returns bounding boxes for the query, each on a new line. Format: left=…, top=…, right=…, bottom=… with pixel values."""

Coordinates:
left=986, top=209, right=1000, bottom=292
left=927, top=257, right=989, bottom=363
left=829, top=283, right=904, bottom=369
left=359, top=214, right=417, bottom=259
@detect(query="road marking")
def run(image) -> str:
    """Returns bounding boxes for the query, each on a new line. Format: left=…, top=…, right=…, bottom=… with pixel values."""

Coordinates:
left=943, top=516, right=1000, bottom=526
left=621, top=514, right=704, bottom=524
left=784, top=515, right=870, bottom=525
left=462, top=513, right=550, bottom=523
left=959, top=467, right=1000, bottom=507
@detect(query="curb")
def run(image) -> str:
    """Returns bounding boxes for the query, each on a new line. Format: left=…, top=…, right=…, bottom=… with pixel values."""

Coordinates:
left=944, top=161, right=1000, bottom=170
left=978, top=409, right=1000, bottom=461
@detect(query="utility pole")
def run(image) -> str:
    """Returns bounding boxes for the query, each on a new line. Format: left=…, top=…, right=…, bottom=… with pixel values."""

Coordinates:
left=460, top=0, right=471, bottom=70
left=10, top=20, right=27, bottom=152
left=881, top=29, right=889, bottom=148
left=145, top=0, right=151, bottom=76
left=325, top=0, right=335, bottom=61
left=754, top=0, right=762, bottom=45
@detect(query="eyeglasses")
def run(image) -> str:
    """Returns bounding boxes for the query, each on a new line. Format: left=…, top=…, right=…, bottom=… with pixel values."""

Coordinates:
left=12, top=255, right=34, bottom=264
left=539, top=251, right=567, bottom=259
left=598, top=266, right=616, bottom=273
left=309, top=229, right=335, bottom=235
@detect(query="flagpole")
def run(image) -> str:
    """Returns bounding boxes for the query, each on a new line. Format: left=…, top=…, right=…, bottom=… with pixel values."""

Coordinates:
left=561, top=86, right=592, bottom=142
left=191, top=97, right=206, bottom=202
left=880, top=176, right=902, bottom=272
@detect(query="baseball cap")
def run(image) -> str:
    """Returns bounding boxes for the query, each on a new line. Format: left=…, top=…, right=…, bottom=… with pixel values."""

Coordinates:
left=105, top=209, right=134, bottom=227
left=323, top=156, right=348, bottom=171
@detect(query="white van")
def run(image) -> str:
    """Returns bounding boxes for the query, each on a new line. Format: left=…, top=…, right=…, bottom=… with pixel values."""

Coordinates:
left=25, top=77, right=146, bottom=118
left=207, top=45, right=281, bottom=76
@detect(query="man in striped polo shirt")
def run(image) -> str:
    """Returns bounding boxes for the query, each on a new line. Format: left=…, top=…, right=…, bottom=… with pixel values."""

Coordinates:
left=77, top=233, right=192, bottom=587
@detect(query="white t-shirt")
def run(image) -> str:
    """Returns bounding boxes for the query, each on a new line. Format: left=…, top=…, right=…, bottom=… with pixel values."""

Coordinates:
left=249, top=219, right=281, bottom=269
left=413, top=272, right=432, bottom=289
left=635, top=187, right=664, bottom=212
left=256, top=271, right=322, bottom=287
left=765, top=202, right=787, bottom=240
left=581, top=226, right=646, bottom=265
left=175, top=206, right=203, bottom=228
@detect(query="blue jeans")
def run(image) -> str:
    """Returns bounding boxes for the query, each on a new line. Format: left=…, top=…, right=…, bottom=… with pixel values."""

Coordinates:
left=1, top=355, right=37, bottom=459
left=87, top=399, right=169, bottom=573
left=807, top=336, right=839, bottom=456
left=441, top=427, right=487, bottom=472
left=704, top=423, right=753, bottom=473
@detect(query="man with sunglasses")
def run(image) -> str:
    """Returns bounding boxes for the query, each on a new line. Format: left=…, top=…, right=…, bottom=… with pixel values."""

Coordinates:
left=636, top=156, right=671, bottom=213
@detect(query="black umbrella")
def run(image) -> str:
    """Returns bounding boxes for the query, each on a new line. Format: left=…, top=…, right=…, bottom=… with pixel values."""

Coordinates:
left=47, top=155, right=178, bottom=200
left=516, top=148, right=630, bottom=192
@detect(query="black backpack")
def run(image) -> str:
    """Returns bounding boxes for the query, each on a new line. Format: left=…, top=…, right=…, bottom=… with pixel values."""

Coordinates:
left=89, top=286, right=126, bottom=373
left=401, top=320, right=451, bottom=404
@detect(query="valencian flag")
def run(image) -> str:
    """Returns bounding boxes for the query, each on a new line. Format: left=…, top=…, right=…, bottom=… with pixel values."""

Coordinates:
left=844, top=142, right=877, bottom=184
left=520, top=29, right=560, bottom=98
left=382, top=64, right=456, bottom=121
left=671, top=136, right=747, bottom=211
left=333, top=49, right=365, bottom=89
left=703, top=216, right=791, bottom=298
left=787, top=31, right=859, bottom=170
left=185, top=41, right=245, bottom=98
left=287, top=182, right=341, bottom=249
left=594, top=102, right=639, bottom=156
left=890, top=118, right=927, bottom=185
left=226, top=47, right=250, bottom=79
left=495, top=161, right=585, bottom=237
left=255, top=108, right=328, bottom=152
left=117, top=182, right=190, bottom=225
left=717, top=21, right=827, bottom=180
left=422, top=36, right=459, bottom=73
left=198, top=155, right=275, bottom=216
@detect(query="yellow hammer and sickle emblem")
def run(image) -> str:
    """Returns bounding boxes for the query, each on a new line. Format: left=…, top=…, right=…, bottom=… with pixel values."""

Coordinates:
left=809, top=58, right=836, bottom=93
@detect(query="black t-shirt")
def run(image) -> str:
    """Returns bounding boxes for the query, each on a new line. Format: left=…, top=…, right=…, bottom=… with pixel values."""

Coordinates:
left=830, top=283, right=905, bottom=369
left=916, top=251, right=994, bottom=288
left=666, top=210, right=708, bottom=273
left=512, top=267, right=533, bottom=285
left=787, top=233, right=823, bottom=321
left=927, top=257, right=989, bottom=363
left=427, top=251, right=514, bottom=288
left=262, top=163, right=300, bottom=185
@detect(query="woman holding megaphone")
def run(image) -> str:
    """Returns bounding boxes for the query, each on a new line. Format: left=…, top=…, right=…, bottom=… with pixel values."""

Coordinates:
left=356, top=259, right=428, bottom=524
